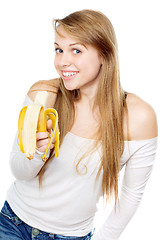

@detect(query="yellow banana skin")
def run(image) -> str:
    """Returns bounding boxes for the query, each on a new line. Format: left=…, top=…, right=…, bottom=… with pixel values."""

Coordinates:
left=18, top=106, right=27, bottom=153
left=17, top=91, right=59, bottom=162
left=42, top=109, right=59, bottom=161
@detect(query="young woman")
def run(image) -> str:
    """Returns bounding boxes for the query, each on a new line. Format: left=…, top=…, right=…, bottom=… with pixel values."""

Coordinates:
left=0, top=9, right=158, bottom=240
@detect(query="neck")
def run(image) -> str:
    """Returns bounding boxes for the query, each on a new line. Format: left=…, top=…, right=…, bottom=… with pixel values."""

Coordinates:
left=79, top=84, right=98, bottom=107
left=77, top=93, right=96, bottom=111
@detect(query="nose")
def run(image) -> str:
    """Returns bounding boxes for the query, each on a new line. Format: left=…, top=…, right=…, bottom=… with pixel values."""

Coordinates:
left=58, top=52, right=72, bottom=67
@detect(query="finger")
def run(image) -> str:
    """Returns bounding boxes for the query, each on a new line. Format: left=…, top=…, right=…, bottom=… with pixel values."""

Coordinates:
left=36, top=138, right=49, bottom=148
left=50, top=143, right=55, bottom=150
left=47, top=119, right=53, bottom=132
left=37, top=145, right=48, bottom=153
left=36, top=132, right=49, bottom=141
left=36, top=137, right=55, bottom=152
left=37, top=142, right=55, bottom=153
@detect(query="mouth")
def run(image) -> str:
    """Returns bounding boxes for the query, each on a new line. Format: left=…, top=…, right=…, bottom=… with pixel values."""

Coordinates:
left=62, top=71, right=79, bottom=79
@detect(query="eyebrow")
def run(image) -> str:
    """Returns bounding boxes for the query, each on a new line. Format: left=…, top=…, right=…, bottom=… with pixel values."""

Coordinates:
left=54, top=42, right=87, bottom=49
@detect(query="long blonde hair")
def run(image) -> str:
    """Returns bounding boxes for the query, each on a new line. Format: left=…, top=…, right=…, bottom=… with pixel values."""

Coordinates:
left=39, top=9, right=127, bottom=204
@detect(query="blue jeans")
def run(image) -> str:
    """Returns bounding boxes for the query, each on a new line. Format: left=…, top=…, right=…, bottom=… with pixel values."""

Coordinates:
left=0, top=201, right=94, bottom=240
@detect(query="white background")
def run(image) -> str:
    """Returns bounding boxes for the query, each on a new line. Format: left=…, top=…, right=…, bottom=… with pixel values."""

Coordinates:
left=0, top=0, right=159, bottom=239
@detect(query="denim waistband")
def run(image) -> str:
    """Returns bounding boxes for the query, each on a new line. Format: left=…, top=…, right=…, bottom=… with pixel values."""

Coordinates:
left=1, top=201, right=94, bottom=239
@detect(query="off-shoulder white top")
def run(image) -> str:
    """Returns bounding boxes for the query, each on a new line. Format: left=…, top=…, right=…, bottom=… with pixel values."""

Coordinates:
left=6, top=95, right=158, bottom=239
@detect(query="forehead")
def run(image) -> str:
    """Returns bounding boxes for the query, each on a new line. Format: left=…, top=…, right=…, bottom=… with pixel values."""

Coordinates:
left=55, top=26, right=81, bottom=45
left=54, top=25, right=101, bottom=55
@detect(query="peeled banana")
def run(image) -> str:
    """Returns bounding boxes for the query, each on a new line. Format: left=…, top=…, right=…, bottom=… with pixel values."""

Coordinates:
left=17, top=91, right=59, bottom=162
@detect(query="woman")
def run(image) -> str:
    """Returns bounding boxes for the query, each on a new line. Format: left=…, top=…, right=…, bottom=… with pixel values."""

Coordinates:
left=0, top=9, right=158, bottom=240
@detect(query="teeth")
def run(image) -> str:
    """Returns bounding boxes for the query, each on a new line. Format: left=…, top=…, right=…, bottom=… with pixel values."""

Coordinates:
left=62, top=71, right=77, bottom=77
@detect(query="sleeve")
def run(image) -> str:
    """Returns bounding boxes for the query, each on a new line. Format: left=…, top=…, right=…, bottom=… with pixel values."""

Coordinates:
left=92, top=137, right=158, bottom=240
left=9, top=95, right=45, bottom=181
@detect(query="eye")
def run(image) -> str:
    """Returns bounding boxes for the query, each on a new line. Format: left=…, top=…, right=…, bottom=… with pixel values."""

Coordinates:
left=55, top=48, right=63, bottom=54
left=73, top=49, right=81, bottom=54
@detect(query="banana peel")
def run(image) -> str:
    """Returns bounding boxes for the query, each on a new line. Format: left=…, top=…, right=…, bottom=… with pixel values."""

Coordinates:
left=17, top=91, right=59, bottom=162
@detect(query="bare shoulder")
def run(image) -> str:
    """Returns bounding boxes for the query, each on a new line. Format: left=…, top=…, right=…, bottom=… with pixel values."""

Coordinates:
left=124, top=93, right=158, bottom=140
left=27, top=78, right=59, bottom=107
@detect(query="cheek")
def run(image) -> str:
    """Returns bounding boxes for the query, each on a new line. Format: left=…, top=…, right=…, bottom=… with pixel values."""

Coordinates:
left=81, top=57, right=102, bottom=77
left=77, top=56, right=92, bottom=72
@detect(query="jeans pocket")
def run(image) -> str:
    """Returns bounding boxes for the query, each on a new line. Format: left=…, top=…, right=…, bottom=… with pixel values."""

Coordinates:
left=1, top=201, right=23, bottom=226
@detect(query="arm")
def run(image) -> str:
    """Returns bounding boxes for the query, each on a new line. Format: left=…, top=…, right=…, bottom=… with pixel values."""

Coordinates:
left=9, top=94, right=45, bottom=180
left=92, top=137, right=157, bottom=240
left=92, top=94, right=158, bottom=240
left=9, top=79, right=59, bottom=181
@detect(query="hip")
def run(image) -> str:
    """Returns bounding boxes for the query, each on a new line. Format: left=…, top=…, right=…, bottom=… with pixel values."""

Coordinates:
left=0, top=201, right=94, bottom=240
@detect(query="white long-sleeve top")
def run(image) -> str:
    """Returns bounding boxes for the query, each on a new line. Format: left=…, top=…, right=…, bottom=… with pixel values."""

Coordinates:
left=6, top=95, right=158, bottom=239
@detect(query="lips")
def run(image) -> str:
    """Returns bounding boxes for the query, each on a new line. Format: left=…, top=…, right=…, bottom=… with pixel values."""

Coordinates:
left=61, top=71, right=79, bottom=80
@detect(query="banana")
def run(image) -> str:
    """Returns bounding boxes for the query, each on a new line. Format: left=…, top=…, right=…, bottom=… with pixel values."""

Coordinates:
left=17, top=91, right=59, bottom=162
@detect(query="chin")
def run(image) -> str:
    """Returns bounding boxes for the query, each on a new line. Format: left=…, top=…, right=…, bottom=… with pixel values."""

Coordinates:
left=63, top=83, right=77, bottom=91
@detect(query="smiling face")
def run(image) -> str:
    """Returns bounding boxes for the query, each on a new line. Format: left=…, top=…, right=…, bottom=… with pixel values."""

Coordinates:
left=54, top=26, right=102, bottom=96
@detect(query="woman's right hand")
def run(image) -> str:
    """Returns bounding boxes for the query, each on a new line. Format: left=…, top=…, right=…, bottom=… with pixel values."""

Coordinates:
left=36, top=119, right=55, bottom=153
